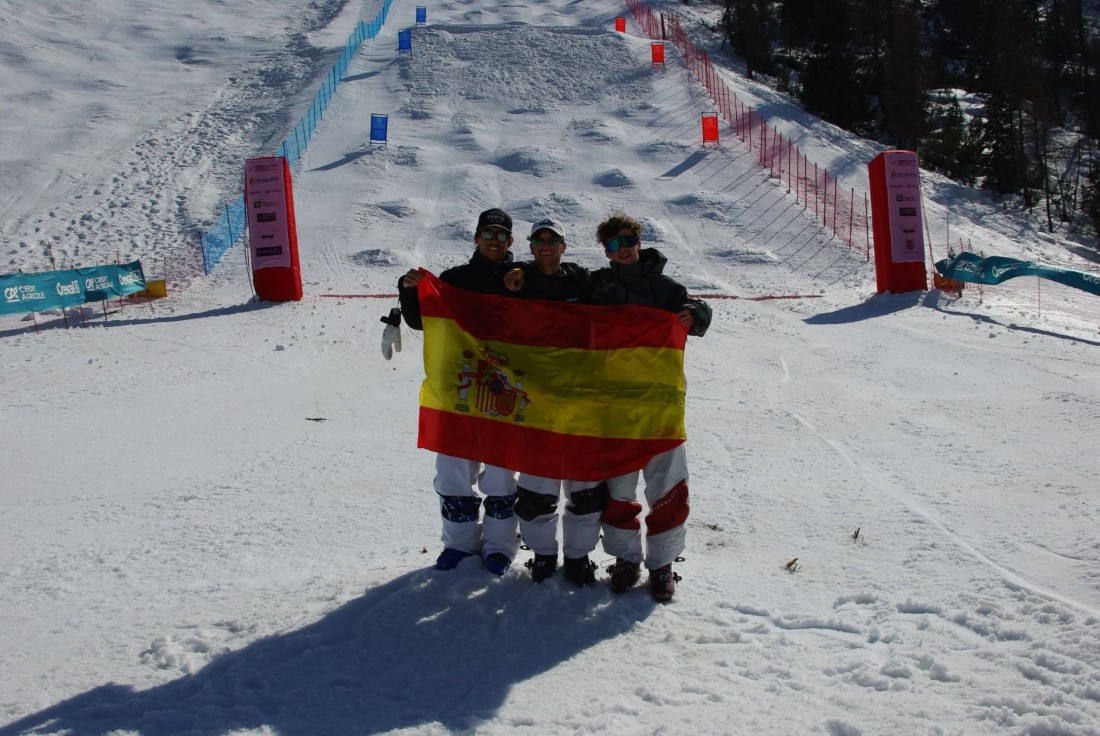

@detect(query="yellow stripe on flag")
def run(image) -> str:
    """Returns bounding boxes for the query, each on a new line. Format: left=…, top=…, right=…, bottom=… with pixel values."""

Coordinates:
left=421, top=314, right=686, bottom=441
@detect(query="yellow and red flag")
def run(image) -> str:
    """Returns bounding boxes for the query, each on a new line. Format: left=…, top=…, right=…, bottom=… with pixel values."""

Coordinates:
left=416, top=271, right=687, bottom=481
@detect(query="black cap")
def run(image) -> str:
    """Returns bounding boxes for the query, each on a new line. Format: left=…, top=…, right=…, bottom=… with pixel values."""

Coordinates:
left=476, top=208, right=512, bottom=233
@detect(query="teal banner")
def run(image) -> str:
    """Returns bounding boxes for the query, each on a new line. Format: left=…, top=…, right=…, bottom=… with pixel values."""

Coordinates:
left=0, top=261, right=146, bottom=317
left=934, top=253, right=1100, bottom=297
left=78, top=261, right=147, bottom=301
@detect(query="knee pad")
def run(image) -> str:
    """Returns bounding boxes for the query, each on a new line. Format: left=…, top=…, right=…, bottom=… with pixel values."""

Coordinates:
left=514, top=488, right=559, bottom=521
left=439, top=494, right=481, bottom=523
left=567, top=482, right=609, bottom=516
left=483, top=492, right=518, bottom=520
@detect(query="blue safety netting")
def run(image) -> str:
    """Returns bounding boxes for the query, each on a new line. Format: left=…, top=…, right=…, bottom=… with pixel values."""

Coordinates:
left=200, top=0, right=396, bottom=272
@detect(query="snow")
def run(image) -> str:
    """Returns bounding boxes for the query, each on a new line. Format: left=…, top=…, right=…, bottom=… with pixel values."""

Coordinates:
left=2, top=0, right=1100, bottom=734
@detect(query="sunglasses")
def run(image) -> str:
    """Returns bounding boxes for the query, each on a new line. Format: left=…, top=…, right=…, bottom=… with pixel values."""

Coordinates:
left=604, top=234, right=639, bottom=252
left=478, top=229, right=510, bottom=242
left=529, top=235, right=565, bottom=247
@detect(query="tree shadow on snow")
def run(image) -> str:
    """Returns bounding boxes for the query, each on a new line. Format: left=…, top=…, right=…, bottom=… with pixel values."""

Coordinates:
left=0, top=568, right=652, bottom=736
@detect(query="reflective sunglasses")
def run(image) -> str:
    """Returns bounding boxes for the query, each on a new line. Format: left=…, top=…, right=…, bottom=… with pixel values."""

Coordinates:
left=529, top=235, right=565, bottom=247
left=604, top=234, right=640, bottom=252
left=478, top=229, right=510, bottom=242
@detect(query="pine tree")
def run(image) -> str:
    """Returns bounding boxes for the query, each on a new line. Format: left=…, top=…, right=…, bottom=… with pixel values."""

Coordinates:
left=878, top=1, right=927, bottom=149
left=921, top=96, right=963, bottom=172
left=721, top=0, right=775, bottom=80
left=1084, top=163, right=1100, bottom=237
left=974, top=2, right=1042, bottom=206
left=798, top=0, right=870, bottom=132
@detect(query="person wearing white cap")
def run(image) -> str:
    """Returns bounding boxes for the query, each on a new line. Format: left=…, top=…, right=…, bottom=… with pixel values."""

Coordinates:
left=504, top=217, right=606, bottom=587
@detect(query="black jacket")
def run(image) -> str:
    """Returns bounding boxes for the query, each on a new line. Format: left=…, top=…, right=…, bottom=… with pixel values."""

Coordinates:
left=397, top=249, right=515, bottom=330
left=589, top=248, right=711, bottom=337
left=512, top=261, right=592, bottom=304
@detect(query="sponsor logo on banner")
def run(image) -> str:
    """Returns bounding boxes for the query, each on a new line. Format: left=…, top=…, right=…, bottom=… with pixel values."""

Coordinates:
left=56, top=280, right=81, bottom=296
left=3, top=284, right=48, bottom=304
left=257, top=246, right=284, bottom=257
left=257, top=213, right=277, bottom=222
left=85, top=275, right=114, bottom=290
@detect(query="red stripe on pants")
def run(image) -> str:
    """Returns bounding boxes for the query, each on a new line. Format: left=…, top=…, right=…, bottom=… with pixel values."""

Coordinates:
left=603, top=498, right=643, bottom=530
left=646, top=480, right=689, bottom=536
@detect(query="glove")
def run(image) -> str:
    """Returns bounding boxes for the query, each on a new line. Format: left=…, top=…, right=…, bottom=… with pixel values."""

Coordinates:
left=380, top=307, right=402, bottom=360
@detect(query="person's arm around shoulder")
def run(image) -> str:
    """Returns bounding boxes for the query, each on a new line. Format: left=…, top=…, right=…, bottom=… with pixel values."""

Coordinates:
left=503, top=263, right=530, bottom=292
left=561, top=262, right=595, bottom=302
left=398, top=269, right=424, bottom=330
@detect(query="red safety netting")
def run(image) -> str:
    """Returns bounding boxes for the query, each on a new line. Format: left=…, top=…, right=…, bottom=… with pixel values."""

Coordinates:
left=625, top=0, right=871, bottom=260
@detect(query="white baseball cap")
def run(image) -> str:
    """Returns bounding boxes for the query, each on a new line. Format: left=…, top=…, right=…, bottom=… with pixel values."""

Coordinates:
left=529, top=217, right=565, bottom=239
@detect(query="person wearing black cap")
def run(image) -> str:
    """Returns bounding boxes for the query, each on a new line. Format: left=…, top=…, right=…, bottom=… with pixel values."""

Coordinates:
left=502, top=217, right=606, bottom=587
left=397, top=207, right=521, bottom=576
left=589, top=212, right=711, bottom=603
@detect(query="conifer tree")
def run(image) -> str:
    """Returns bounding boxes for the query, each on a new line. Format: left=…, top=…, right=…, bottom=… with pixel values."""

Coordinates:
left=878, top=1, right=927, bottom=149
left=798, top=0, right=870, bottom=132
left=721, top=0, right=774, bottom=80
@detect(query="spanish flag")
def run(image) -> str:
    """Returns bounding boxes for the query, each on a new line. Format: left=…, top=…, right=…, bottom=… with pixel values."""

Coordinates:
left=417, top=271, right=687, bottom=481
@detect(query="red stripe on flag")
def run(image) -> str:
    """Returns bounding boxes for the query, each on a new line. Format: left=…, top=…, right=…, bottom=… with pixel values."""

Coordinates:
left=418, top=271, right=686, bottom=351
left=419, top=407, right=682, bottom=482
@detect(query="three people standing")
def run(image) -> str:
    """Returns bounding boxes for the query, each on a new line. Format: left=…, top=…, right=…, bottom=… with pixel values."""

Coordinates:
left=400, top=209, right=710, bottom=602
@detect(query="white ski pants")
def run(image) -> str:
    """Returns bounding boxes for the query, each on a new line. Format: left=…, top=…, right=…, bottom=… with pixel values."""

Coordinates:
left=515, top=474, right=604, bottom=560
left=600, top=445, right=690, bottom=570
left=433, top=453, right=518, bottom=560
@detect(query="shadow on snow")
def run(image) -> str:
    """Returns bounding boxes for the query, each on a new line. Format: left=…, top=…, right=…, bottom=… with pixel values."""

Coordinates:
left=1, top=568, right=651, bottom=736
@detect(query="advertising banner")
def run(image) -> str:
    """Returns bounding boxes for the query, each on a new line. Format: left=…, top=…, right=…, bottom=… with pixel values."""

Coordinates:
left=935, top=253, right=1100, bottom=296
left=0, top=261, right=146, bottom=317
left=78, top=261, right=147, bottom=301
left=868, top=150, right=927, bottom=293
left=880, top=151, right=924, bottom=263
left=244, top=156, right=302, bottom=301
left=0, top=270, right=84, bottom=316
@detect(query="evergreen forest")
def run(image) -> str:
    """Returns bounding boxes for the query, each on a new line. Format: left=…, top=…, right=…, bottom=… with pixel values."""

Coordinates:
left=717, top=0, right=1100, bottom=245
